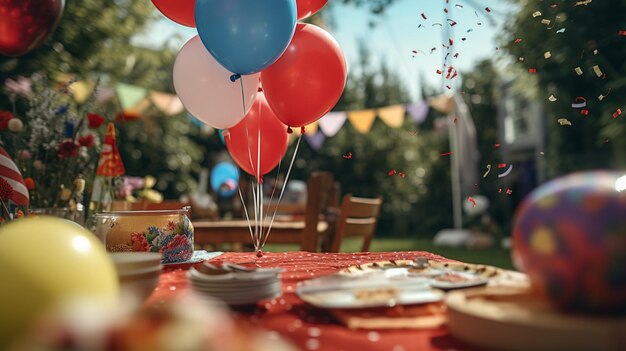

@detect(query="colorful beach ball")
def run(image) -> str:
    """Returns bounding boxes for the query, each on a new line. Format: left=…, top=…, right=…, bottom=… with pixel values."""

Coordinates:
left=512, top=171, right=626, bottom=313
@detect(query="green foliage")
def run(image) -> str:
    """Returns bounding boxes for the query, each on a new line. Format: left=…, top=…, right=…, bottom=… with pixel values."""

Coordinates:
left=503, top=0, right=626, bottom=177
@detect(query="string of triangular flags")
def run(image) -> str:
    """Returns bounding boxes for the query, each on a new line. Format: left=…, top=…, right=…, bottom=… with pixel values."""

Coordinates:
left=287, top=101, right=431, bottom=150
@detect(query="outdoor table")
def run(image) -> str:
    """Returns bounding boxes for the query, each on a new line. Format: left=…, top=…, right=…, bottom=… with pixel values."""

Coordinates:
left=148, top=251, right=481, bottom=351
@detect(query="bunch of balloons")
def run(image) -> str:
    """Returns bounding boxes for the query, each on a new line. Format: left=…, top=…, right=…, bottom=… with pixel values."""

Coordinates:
left=156, top=0, right=347, bottom=178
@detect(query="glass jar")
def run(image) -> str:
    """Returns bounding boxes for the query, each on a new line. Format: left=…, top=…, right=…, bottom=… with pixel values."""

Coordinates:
left=30, top=207, right=85, bottom=225
left=93, top=207, right=193, bottom=263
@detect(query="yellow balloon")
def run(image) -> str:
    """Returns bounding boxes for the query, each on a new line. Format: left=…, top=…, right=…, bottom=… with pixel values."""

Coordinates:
left=0, top=217, right=119, bottom=348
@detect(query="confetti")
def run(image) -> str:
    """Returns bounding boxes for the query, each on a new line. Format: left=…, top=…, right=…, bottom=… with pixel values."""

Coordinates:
left=506, top=189, right=513, bottom=195
left=494, top=144, right=501, bottom=148
left=485, top=7, right=491, bottom=12
left=439, top=152, right=452, bottom=157
left=557, top=118, right=572, bottom=126
left=421, top=13, right=427, bottom=20
left=532, top=11, right=542, bottom=18
left=468, top=196, right=477, bottom=208
left=388, top=170, right=397, bottom=176
left=575, top=0, right=593, bottom=5
left=613, top=109, right=623, bottom=119
left=548, top=95, right=557, bottom=102
left=497, top=163, right=507, bottom=169
left=528, top=68, right=537, bottom=73
left=544, top=51, right=552, bottom=59
left=556, top=28, right=566, bottom=34
left=598, top=88, right=611, bottom=101
left=571, top=97, right=587, bottom=108
left=592, top=65, right=603, bottom=78
left=514, top=38, right=523, bottom=44
left=343, top=152, right=353, bottom=159
left=541, top=19, right=551, bottom=25
left=619, top=30, right=626, bottom=36
left=447, top=19, right=457, bottom=26
left=574, top=67, right=583, bottom=76
left=580, top=109, right=589, bottom=116
left=498, top=165, right=513, bottom=178
left=482, top=165, right=491, bottom=178
left=398, top=172, right=406, bottom=178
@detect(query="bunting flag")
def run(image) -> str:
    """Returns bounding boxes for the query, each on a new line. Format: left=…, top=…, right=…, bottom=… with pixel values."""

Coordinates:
left=0, top=146, right=29, bottom=206
left=304, top=130, right=327, bottom=151
left=378, top=105, right=405, bottom=128
left=319, top=112, right=347, bottom=137
left=406, top=102, right=430, bottom=124
left=68, top=80, right=96, bottom=104
left=348, top=109, right=376, bottom=134
left=116, top=83, right=148, bottom=110
left=96, top=123, right=126, bottom=177
left=149, top=91, right=184, bottom=116
left=429, top=94, right=455, bottom=114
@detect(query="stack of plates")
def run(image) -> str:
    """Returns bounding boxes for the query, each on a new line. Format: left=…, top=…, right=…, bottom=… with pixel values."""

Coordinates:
left=110, top=252, right=162, bottom=302
left=187, top=262, right=283, bottom=306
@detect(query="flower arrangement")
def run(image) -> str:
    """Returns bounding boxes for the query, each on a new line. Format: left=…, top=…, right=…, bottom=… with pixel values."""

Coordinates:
left=0, top=75, right=107, bottom=215
left=114, top=175, right=163, bottom=204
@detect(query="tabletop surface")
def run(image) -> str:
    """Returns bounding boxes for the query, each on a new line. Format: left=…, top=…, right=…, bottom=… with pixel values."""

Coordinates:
left=148, top=251, right=481, bottom=351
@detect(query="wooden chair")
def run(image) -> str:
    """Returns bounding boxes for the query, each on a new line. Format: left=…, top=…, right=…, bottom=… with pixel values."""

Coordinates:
left=329, top=194, right=383, bottom=253
left=192, top=171, right=338, bottom=252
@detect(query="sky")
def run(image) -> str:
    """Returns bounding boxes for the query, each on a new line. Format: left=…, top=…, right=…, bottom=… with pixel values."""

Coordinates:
left=138, top=0, right=513, bottom=102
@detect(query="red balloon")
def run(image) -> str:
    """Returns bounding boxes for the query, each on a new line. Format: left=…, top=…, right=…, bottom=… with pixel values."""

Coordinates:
left=296, top=0, right=328, bottom=20
left=225, top=93, right=288, bottom=177
left=151, top=0, right=196, bottom=27
left=0, top=0, right=64, bottom=57
left=261, top=23, right=346, bottom=128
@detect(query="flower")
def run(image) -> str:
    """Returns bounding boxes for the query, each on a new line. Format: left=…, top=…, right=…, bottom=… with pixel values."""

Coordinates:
left=87, top=113, right=105, bottom=128
left=33, top=160, right=44, bottom=170
left=78, top=134, right=95, bottom=148
left=24, top=177, right=35, bottom=190
left=57, top=139, right=80, bottom=158
left=8, top=118, right=23, bottom=132
left=131, top=232, right=150, bottom=252
left=0, top=111, right=13, bottom=130
left=18, top=150, right=31, bottom=160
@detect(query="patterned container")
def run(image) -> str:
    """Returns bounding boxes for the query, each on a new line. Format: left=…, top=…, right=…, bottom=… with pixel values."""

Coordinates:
left=512, top=171, right=626, bottom=312
left=94, top=207, right=194, bottom=263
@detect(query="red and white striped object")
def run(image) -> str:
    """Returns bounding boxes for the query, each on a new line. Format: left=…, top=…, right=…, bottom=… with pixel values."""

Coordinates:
left=0, top=147, right=29, bottom=206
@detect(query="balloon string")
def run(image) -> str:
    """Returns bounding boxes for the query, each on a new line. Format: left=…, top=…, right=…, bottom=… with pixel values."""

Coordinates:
left=238, top=77, right=256, bottom=242
left=240, top=78, right=257, bottom=178
left=256, top=116, right=263, bottom=252
left=262, top=135, right=302, bottom=248
left=263, top=159, right=282, bottom=223
left=237, top=186, right=255, bottom=242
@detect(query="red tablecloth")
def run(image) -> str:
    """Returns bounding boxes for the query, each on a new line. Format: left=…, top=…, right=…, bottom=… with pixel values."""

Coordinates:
left=147, top=251, right=479, bottom=351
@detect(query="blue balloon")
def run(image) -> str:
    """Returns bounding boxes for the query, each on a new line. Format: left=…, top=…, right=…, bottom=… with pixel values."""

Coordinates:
left=211, top=162, right=239, bottom=197
left=195, top=0, right=297, bottom=75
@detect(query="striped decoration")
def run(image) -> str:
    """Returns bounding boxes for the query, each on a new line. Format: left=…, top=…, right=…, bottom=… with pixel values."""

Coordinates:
left=0, top=147, right=29, bottom=206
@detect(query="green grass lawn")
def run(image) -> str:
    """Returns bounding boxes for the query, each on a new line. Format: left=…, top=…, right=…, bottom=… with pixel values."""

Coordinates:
left=264, top=237, right=514, bottom=270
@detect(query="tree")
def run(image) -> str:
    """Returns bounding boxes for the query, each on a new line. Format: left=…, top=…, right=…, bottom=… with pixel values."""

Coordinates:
left=288, top=45, right=443, bottom=236
left=503, top=0, right=626, bottom=177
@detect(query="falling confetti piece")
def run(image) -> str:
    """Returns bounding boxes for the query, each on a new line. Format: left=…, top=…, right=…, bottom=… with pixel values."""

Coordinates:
left=592, top=65, right=603, bottom=78
left=497, top=163, right=507, bottom=169
left=593, top=49, right=599, bottom=55
left=483, top=165, right=491, bottom=178
left=541, top=19, right=551, bottom=25
left=421, top=13, right=427, bottom=20
left=580, top=109, right=589, bottom=116
left=558, top=118, right=572, bottom=126
left=498, top=165, right=513, bottom=178
left=540, top=152, right=545, bottom=155
left=619, top=30, right=626, bottom=36
left=494, top=144, right=501, bottom=148
left=468, top=196, right=477, bottom=208
left=556, top=28, right=566, bottom=34
left=548, top=95, right=557, bottom=102
left=485, top=7, right=491, bottom=12
left=439, top=152, right=453, bottom=157
left=575, top=0, right=593, bottom=5
left=506, top=189, right=513, bottom=195
left=528, top=68, right=537, bottom=73
left=575, top=67, right=583, bottom=76
left=598, top=88, right=611, bottom=101
left=532, top=11, right=542, bottom=18
left=388, top=170, right=397, bottom=176
left=613, top=109, right=623, bottom=118
left=514, top=38, right=523, bottom=44
left=544, top=51, right=552, bottom=59
left=343, top=152, right=353, bottom=159
left=571, top=97, right=587, bottom=108
left=398, top=172, right=406, bottom=178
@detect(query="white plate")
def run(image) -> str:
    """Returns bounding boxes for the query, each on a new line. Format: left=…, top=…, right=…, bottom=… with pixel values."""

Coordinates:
left=429, top=272, right=489, bottom=290
left=297, top=286, right=444, bottom=309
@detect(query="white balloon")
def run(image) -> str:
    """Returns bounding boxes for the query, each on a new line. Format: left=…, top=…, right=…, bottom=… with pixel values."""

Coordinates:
left=173, top=36, right=260, bottom=129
